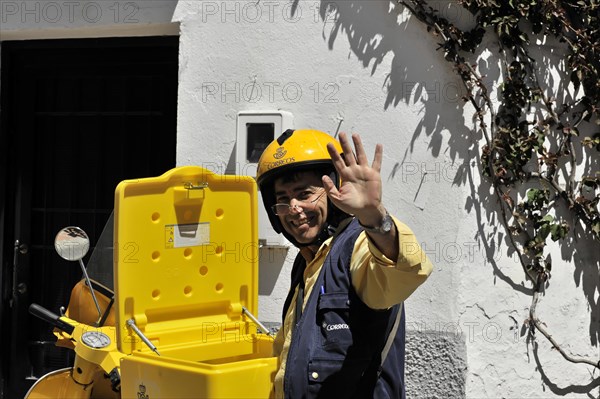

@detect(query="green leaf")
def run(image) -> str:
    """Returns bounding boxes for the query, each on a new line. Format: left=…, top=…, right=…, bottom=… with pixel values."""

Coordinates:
left=519, top=33, right=529, bottom=44
left=593, top=222, right=600, bottom=236
left=527, top=188, right=540, bottom=202
left=571, top=127, right=579, bottom=136
left=582, top=136, right=597, bottom=148
left=550, top=223, right=569, bottom=241
left=539, top=224, right=551, bottom=240
left=582, top=178, right=598, bottom=191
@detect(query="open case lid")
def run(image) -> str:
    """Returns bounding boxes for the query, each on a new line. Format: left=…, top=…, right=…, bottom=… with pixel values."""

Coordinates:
left=114, top=166, right=259, bottom=354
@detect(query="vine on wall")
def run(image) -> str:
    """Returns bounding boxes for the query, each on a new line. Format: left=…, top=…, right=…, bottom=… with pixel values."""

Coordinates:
left=399, top=0, right=599, bottom=370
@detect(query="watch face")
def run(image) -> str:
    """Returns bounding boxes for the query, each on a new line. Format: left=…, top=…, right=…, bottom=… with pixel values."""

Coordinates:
left=81, top=331, right=111, bottom=349
left=381, top=214, right=393, bottom=233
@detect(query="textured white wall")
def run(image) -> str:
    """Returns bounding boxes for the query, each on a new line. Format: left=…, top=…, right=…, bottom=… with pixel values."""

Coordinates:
left=173, top=1, right=599, bottom=398
left=1, top=0, right=597, bottom=396
left=0, top=0, right=178, bottom=39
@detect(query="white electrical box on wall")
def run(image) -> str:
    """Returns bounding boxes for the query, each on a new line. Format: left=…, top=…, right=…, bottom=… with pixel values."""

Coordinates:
left=236, top=111, right=294, bottom=248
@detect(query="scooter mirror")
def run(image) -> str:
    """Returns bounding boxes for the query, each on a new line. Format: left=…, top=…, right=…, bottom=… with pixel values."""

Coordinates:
left=55, top=227, right=90, bottom=261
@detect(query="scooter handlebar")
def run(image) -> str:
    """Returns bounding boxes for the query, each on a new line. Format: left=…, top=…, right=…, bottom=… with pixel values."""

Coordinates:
left=29, top=303, right=75, bottom=335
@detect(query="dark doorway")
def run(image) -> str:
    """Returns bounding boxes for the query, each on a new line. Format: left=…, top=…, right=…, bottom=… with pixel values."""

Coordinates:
left=0, top=36, right=178, bottom=398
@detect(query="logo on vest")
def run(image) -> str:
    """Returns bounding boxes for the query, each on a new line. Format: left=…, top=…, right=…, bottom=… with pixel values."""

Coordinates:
left=325, top=323, right=349, bottom=331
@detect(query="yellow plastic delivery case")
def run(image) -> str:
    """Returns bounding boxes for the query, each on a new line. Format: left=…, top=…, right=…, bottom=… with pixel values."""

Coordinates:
left=114, top=166, right=277, bottom=399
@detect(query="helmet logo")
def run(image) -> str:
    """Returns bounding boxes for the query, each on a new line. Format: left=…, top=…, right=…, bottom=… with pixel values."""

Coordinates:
left=273, top=147, right=287, bottom=159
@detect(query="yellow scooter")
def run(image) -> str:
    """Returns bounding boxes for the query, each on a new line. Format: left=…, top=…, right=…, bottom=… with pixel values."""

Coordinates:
left=25, top=224, right=123, bottom=399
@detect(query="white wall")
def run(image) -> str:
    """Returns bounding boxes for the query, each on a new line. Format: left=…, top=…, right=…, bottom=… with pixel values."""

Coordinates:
left=1, top=0, right=597, bottom=396
left=173, top=1, right=599, bottom=398
left=0, top=0, right=178, bottom=39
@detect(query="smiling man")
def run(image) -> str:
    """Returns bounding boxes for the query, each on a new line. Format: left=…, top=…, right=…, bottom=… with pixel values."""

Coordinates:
left=256, top=129, right=432, bottom=399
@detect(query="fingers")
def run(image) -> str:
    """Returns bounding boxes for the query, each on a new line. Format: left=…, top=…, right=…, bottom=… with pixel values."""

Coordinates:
left=322, top=174, right=339, bottom=197
left=372, top=143, right=383, bottom=172
left=352, top=134, right=369, bottom=166
left=329, top=132, right=383, bottom=173
left=338, top=132, right=357, bottom=166
left=326, top=142, right=346, bottom=173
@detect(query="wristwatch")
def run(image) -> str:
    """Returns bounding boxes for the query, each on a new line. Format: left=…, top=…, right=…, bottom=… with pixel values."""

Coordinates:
left=358, top=210, right=393, bottom=234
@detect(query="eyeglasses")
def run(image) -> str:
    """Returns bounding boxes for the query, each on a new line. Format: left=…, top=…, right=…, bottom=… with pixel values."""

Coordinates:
left=271, top=188, right=326, bottom=216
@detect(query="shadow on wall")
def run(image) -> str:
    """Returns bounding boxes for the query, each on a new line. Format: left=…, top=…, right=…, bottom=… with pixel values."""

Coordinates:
left=295, top=0, right=473, bottom=162
left=533, top=341, right=600, bottom=396
left=291, top=0, right=600, bottom=394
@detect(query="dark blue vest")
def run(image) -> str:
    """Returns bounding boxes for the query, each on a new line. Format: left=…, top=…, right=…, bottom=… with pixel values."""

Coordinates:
left=282, top=219, right=406, bottom=399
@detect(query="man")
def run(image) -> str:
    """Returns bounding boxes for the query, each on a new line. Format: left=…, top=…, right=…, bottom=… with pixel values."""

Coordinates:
left=256, top=129, right=432, bottom=398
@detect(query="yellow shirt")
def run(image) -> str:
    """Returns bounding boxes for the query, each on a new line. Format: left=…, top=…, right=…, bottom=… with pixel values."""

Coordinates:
left=272, top=217, right=433, bottom=398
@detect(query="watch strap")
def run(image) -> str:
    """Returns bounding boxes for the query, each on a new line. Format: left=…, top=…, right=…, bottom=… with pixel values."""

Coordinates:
left=358, top=209, right=392, bottom=234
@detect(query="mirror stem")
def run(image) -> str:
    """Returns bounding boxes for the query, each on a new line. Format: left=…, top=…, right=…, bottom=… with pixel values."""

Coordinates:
left=79, top=258, right=102, bottom=326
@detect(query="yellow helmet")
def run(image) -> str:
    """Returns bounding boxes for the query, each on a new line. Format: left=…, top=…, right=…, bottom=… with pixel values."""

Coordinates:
left=256, top=129, right=345, bottom=244
left=256, top=129, right=342, bottom=188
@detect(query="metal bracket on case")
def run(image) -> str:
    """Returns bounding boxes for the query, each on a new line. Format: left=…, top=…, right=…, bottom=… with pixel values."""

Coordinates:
left=242, top=307, right=272, bottom=336
left=127, top=319, right=160, bottom=356
left=183, top=182, right=208, bottom=190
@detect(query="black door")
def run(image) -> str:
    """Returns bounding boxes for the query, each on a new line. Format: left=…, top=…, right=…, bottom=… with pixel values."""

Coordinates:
left=0, top=36, right=178, bottom=398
